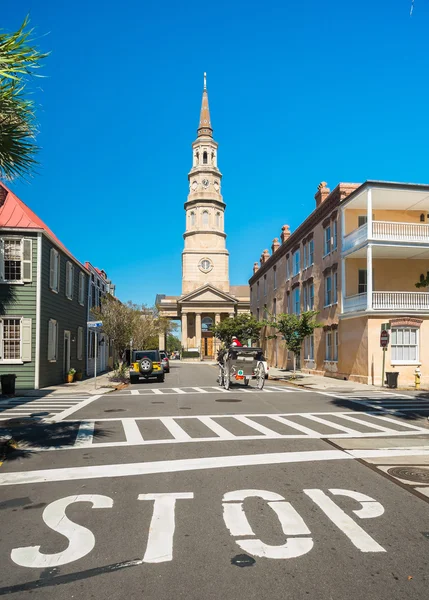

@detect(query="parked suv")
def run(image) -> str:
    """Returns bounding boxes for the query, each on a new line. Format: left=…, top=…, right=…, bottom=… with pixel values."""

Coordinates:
left=130, top=350, right=164, bottom=383
left=159, top=351, right=170, bottom=373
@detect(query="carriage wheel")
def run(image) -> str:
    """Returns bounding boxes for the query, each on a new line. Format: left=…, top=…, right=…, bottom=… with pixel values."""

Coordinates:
left=224, top=365, right=231, bottom=390
left=256, top=364, right=265, bottom=390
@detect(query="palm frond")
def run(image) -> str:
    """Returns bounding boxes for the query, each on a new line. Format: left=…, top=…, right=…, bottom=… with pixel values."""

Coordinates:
left=0, top=16, right=49, bottom=81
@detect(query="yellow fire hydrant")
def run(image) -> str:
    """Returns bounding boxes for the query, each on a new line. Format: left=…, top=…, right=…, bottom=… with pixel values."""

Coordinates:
left=415, top=367, right=421, bottom=390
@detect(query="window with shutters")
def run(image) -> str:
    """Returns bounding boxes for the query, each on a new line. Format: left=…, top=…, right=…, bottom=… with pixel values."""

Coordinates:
left=273, top=267, right=277, bottom=290
left=48, top=319, right=58, bottom=361
left=0, top=317, right=31, bottom=362
left=49, top=248, right=60, bottom=292
left=78, top=272, right=85, bottom=305
left=77, top=327, right=83, bottom=360
left=325, top=331, right=333, bottom=361
left=65, top=262, right=74, bottom=300
left=333, top=330, right=339, bottom=361
left=309, top=239, right=314, bottom=266
left=333, top=221, right=338, bottom=250
left=333, top=271, right=338, bottom=304
left=325, top=275, right=332, bottom=307
left=391, top=328, right=419, bottom=364
left=309, top=283, right=315, bottom=310
left=292, top=250, right=300, bottom=276
left=303, top=284, right=308, bottom=311
left=0, top=238, right=32, bottom=283
left=293, top=287, right=300, bottom=314
left=304, top=334, right=314, bottom=361
left=324, top=226, right=331, bottom=256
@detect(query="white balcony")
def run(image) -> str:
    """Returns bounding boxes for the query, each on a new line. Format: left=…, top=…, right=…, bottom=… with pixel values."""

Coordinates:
left=343, top=221, right=429, bottom=254
left=343, top=291, right=429, bottom=313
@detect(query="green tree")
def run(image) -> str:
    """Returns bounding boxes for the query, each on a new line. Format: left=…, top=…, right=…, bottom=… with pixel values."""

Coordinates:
left=415, top=272, right=429, bottom=289
left=268, top=311, right=322, bottom=375
left=0, top=16, right=48, bottom=180
left=167, top=334, right=181, bottom=352
left=212, top=313, right=265, bottom=347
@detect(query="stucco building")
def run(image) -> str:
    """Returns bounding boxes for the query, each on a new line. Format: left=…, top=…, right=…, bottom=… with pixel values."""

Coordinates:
left=250, top=180, right=429, bottom=387
left=156, top=75, right=249, bottom=358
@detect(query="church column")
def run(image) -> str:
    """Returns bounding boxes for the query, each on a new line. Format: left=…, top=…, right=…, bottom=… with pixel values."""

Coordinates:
left=195, top=313, right=202, bottom=357
left=214, top=313, right=221, bottom=353
left=158, top=332, right=165, bottom=351
left=181, top=313, right=188, bottom=350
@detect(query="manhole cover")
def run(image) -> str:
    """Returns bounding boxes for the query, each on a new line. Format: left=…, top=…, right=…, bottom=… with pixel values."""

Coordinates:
left=387, top=466, right=429, bottom=483
left=231, top=554, right=256, bottom=568
left=216, top=398, right=242, bottom=403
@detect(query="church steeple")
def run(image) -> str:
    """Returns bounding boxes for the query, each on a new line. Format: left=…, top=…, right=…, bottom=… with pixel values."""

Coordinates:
left=197, top=72, right=213, bottom=138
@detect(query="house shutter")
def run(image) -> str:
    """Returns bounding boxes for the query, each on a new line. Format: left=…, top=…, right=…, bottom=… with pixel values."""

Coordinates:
left=56, top=253, right=60, bottom=292
left=22, top=239, right=33, bottom=282
left=65, top=262, right=70, bottom=298
left=0, top=239, right=4, bottom=282
left=48, top=320, right=55, bottom=360
left=77, top=327, right=83, bottom=360
left=49, top=249, right=55, bottom=289
left=21, top=318, right=32, bottom=361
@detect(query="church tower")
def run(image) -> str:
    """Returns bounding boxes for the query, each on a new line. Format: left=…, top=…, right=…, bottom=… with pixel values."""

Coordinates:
left=182, top=74, right=229, bottom=295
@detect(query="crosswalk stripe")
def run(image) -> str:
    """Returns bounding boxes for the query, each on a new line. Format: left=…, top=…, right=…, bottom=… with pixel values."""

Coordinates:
left=268, top=415, right=320, bottom=436
left=190, top=387, right=208, bottom=394
left=75, top=421, right=95, bottom=447
left=198, top=416, right=236, bottom=438
left=233, top=415, right=282, bottom=437
left=152, top=389, right=163, bottom=395
left=122, top=419, right=145, bottom=444
left=172, top=388, right=187, bottom=394
left=159, top=417, right=192, bottom=440
left=301, top=414, right=358, bottom=434
left=333, top=413, right=393, bottom=432
left=210, top=386, right=229, bottom=393
left=130, top=389, right=140, bottom=395
left=367, top=413, right=426, bottom=431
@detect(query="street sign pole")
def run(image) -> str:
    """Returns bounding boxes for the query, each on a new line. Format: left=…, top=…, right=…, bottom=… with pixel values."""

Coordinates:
left=380, top=328, right=390, bottom=387
left=94, top=331, right=98, bottom=389
left=381, top=347, right=386, bottom=388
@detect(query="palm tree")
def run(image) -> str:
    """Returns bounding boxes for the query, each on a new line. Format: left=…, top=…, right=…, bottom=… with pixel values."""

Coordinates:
left=0, top=16, right=48, bottom=180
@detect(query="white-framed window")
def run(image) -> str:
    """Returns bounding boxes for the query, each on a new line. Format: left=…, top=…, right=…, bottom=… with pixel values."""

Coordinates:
left=333, top=271, right=338, bottom=304
left=303, top=243, right=307, bottom=269
left=273, top=267, right=277, bottom=290
left=190, top=211, right=195, bottom=226
left=325, top=331, right=333, bottom=361
left=391, top=328, right=419, bottom=364
left=49, top=248, right=60, bottom=292
left=309, top=283, right=315, bottom=310
left=0, top=317, right=32, bottom=363
left=304, top=334, right=314, bottom=360
left=0, top=237, right=32, bottom=283
left=333, top=221, right=338, bottom=250
left=325, top=275, right=332, bottom=307
left=333, top=330, right=339, bottom=361
left=77, top=327, right=83, bottom=360
left=293, top=250, right=300, bottom=276
left=78, top=272, right=85, bottom=305
left=202, top=210, right=209, bottom=226
left=324, top=226, right=331, bottom=256
left=65, top=261, right=74, bottom=300
left=309, top=239, right=314, bottom=265
left=293, top=287, right=300, bottom=314
left=48, top=319, right=58, bottom=362
left=264, top=275, right=267, bottom=296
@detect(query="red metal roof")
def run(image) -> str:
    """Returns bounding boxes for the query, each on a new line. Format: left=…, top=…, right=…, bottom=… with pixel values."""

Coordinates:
left=0, top=182, right=86, bottom=268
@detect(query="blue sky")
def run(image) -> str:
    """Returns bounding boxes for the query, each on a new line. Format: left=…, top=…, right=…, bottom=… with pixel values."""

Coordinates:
left=4, top=1, right=429, bottom=305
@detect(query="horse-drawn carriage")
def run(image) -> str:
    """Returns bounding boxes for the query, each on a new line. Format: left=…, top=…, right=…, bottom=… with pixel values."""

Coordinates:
left=217, top=347, right=265, bottom=390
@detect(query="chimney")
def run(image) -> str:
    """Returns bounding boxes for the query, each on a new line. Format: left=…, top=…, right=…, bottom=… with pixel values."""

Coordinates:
left=315, top=181, right=330, bottom=207
left=281, top=225, right=291, bottom=244
left=260, top=249, right=270, bottom=265
left=253, top=262, right=259, bottom=274
left=271, top=238, right=280, bottom=253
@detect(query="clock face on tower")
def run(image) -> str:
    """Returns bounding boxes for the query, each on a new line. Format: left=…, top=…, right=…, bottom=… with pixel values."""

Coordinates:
left=199, top=258, right=213, bottom=273
left=202, top=179, right=209, bottom=188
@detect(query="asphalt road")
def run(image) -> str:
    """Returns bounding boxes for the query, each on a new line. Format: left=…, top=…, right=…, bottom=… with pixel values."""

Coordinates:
left=1, top=362, right=429, bottom=599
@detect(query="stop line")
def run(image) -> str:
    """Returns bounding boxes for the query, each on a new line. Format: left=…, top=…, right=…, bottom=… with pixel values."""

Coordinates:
left=18, top=410, right=428, bottom=452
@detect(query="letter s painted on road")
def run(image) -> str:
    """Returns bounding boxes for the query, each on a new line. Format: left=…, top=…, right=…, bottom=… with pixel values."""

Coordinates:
left=11, top=494, right=113, bottom=568
left=222, top=489, right=313, bottom=559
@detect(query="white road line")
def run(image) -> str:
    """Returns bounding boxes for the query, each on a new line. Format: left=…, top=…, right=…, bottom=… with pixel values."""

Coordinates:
left=130, top=389, right=140, bottom=395
left=152, top=389, right=163, bottom=395
left=50, top=395, right=102, bottom=422
left=75, top=421, right=95, bottom=447
left=366, top=413, right=427, bottom=430
left=190, top=387, right=208, bottom=393
left=159, top=417, right=192, bottom=440
left=268, top=415, right=320, bottom=436
left=301, top=414, right=358, bottom=434
left=233, top=415, right=282, bottom=437
left=122, top=419, right=144, bottom=444
left=198, top=416, right=236, bottom=439
left=172, top=388, right=187, bottom=394
left=4, top=447, right=429, bottom=486
left=209, top=386, right=229, bottom=393
left=334, top=413, right=393, bottom=432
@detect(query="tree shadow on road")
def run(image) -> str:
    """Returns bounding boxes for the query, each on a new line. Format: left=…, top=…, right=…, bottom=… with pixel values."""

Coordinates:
left=328, top=392, right=429, bottom=423
left=0, top=418, right=113, bottom=463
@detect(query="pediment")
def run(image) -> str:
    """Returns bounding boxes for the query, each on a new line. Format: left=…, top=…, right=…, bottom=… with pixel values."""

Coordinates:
left=179, top=284, right=237, bottom=304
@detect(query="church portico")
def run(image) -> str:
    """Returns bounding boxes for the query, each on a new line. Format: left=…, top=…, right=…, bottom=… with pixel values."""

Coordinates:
left=156, top=74, right=250, bottom=360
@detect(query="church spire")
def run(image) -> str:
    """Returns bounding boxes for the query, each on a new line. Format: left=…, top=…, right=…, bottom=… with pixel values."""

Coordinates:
left=197, top=72, right=213, bottom=138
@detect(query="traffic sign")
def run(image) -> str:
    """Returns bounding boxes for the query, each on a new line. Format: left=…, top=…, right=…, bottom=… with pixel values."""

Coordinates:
left=380, top=330, right=389, bottom=348
left=88, top=321, right=103, bottom=328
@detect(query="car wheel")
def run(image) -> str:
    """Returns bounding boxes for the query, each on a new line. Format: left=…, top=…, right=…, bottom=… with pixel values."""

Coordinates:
left=165, top=368, right=170, bottom=374
left=139, top=358, right=153, bottom=375
left=130, top=375, right=138, bottom=384
left=157, top=375, right=165, bottom=383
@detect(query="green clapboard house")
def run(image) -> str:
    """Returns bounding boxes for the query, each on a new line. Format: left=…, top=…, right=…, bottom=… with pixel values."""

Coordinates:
left=0, top=182, right=89, bottom=390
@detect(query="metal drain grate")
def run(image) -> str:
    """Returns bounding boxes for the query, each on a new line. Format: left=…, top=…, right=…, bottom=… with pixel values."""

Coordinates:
left=387, top=466, right=429, bottom=483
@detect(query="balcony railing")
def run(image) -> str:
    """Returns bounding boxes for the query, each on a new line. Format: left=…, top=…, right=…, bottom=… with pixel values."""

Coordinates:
left=343, top=221, right=429, bottom=253
left=372, top=221, right=429, bottom=243
left=343, top=291, right=429, bottom=313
